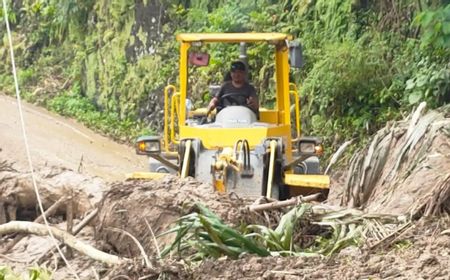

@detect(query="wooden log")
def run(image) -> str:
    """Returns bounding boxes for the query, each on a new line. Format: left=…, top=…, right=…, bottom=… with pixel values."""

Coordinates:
left=36, top=208, right=99, bottom=264
left=73, top=208, right=98, bottom=235
left=66, top=191, right=74, bottom=259
left=248, top=193, right=321, bottom=212
left=0, top=221, right=125, bottom=265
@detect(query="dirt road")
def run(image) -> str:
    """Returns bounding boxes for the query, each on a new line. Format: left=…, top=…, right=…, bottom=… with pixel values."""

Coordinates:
left=0, top=94, right=148, bottom=181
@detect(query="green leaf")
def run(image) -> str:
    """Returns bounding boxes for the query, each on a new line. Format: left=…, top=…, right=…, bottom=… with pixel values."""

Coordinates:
left=415, top=76, right=428, bottom=88
left=408, top=91, right=423, bottom=104
left=443, top=22, right=450, bottom=35
left=421, top=11, right=435, bottom=27
left=434, top=22, right=443, bottom=33
left=405, top=79, right=415, bottom=90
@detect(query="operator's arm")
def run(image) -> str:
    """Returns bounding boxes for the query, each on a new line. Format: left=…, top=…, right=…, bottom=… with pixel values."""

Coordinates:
left=207, top=83, right=225, bottom=115
left=246, top=85, right=259, bottom=112
left=207, top=96, right=219, bottom=115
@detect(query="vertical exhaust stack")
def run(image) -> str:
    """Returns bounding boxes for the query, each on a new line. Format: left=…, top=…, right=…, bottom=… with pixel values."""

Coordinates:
left=239, top=42, right=247, bottom=64
left=239, top=42, right=249, bottom=80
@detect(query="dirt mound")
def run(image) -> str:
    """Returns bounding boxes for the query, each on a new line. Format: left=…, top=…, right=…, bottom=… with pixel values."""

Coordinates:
left=96, top=175, right=262, bottom=258
left=2, top=102, right=450, bottom=279
left=192, top=219, right=450, bottom=280
left=338, top=103, right=450, bottom=216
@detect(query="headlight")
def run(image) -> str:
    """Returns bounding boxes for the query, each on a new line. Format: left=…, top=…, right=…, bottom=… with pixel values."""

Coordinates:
left=299, top=142, right=315, bottom=153
left=298, top=137, right=323, bottom=156
left=314, top=144, right=324, bottom=155
left=135, top=136, right=161, bottom=155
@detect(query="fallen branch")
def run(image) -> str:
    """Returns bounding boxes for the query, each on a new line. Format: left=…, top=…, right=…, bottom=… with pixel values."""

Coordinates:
left=0, top=221, right=126, bottom=265
left=248, top=193, right=320, bottom=212
left=73, top=208, right=99, bottom=235
left=0, top=160, right=16, bottom=172
left=36, top=208, right=99, bottom=264
left=0, top=253, right=30, bottom=263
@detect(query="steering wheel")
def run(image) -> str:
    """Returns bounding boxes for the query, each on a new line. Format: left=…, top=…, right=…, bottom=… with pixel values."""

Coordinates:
left=218, top=92, right=250, bottom=110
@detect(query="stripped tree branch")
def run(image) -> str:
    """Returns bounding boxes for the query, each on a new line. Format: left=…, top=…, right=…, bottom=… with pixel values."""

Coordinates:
left=0, top=221, right=126, bottom=265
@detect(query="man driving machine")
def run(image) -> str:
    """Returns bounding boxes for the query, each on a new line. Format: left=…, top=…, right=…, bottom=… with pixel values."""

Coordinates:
left=207, top=61, right=259, bottom=116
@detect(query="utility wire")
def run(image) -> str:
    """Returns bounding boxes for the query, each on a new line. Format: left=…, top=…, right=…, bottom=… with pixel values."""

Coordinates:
left=2, top=1, right=80, bottom=279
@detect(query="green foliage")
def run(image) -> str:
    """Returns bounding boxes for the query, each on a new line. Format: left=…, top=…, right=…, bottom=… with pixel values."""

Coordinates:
left=414, top=4, right=450, bottom=49
left=247, top=204, right=313, bottom=253
left=47, top=89, right=153, bottom=142
left=0, top=266, right=51, bottom=280
left=159, top=203, right=270, bottom=261
left=393, top=239, right=413, bottom=250
left=301, top=37, right=394, bottom=140
left=0, top=266, right=20, bottom=280
left=405, top=58, right=450, bottom=105
left=0, top=1, right=17, bottom=24
left=159, top=203, right=324, bottom=261
left=1, top=0, right=449, bottom=151
left=160, top=203, right=375, bottom=261
left=27, top=267, right=51, bottom=280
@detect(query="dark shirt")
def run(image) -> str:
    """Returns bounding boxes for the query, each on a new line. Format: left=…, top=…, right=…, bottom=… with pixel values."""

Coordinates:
left=216, top=81, right=257, bottom=107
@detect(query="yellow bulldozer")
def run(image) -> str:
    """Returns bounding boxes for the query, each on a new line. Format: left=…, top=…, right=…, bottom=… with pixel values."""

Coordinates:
left=131, top=33, right=330, bottom=200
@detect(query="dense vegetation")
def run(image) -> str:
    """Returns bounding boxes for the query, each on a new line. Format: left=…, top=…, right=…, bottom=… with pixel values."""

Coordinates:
left=1, top=0, right=449, bottom=147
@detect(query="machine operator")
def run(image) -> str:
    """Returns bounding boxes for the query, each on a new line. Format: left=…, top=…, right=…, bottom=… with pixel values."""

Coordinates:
left=207, top=61, right=259, bottom=116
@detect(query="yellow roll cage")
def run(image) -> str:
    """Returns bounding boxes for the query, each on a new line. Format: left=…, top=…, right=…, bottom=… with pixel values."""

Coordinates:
left=164, top=33, right=301, bottom=157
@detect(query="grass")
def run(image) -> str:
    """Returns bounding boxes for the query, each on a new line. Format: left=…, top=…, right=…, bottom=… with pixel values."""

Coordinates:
left=0, top=266, right=51, bottom=280
left=46, top=91, right=153, bottom=142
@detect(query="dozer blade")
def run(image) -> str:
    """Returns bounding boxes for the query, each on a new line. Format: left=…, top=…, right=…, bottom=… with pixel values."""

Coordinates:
left=284, top=174, right=330, bottom=189
left=126, top=172, right=169, bottom=180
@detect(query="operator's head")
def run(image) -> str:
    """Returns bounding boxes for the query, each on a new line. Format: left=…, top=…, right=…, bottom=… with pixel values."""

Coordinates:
left=230, top=61, right=246, bottom=84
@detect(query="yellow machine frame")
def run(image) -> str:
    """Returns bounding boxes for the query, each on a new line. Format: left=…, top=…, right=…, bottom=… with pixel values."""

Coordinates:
left=134, top=32, right=329, bottom=198
left=168, top=33, right=296, bottom=154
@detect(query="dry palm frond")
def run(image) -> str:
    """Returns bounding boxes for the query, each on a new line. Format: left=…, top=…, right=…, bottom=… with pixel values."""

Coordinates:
left=325, top=139, right=354, bottom=175
left=406, top=102, right=427, bottom=139
left=391, top=110, right=441, bottom=176
left=410, top=174, right=450, bottom=217
left=341, top=104, right=450, bottom=219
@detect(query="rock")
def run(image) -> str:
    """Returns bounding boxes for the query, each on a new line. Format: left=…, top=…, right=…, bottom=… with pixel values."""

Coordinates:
left=419, top=253, right=439, bottom=269
left=338, top=245, right=362, bottom=258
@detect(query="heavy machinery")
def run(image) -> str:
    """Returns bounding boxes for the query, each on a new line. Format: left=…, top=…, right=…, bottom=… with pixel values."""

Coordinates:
left=132, top=33, right=330, bottom=200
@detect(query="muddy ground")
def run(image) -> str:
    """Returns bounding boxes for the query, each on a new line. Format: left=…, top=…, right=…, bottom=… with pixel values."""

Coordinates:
left=0, top=95, right=147, bottom=181
left=1, top=97, right=449, bottom=279
left=2, top=164, right=449, bottom=280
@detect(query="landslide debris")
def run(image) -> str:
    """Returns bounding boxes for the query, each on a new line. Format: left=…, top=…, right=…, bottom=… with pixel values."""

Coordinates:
left=96, top=175, right=265, bottom=258
left=1, top=104, right=450, bottom=280
left=0, top=161, right=104, bottom=223
left=336, top=103, right=450, bottom=216
left=191, top=219, right=450, bottom=280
